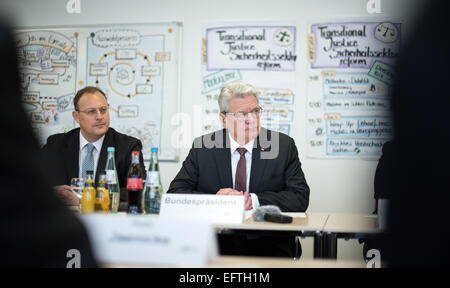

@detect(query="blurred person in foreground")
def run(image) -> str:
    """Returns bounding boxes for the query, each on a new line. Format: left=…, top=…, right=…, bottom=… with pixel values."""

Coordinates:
left=388, top=0, right=450, bottom=267
left=0, top=21, right=96, bottom=267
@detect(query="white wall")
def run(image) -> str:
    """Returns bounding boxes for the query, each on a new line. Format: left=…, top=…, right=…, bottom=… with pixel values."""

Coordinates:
left=0, top=0, right=425, bottom=214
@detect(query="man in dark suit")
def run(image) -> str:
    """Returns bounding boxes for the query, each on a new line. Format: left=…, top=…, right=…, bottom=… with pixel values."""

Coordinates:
left=41, top=86, right=145, bottom=205
left=362, top=140, right=393, bottom=261
left=168, top=81, right=309, bottom=257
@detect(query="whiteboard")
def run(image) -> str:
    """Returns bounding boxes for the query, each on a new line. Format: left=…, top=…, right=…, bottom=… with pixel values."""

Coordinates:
left=306, top=20, right=401, bottom=159
left=16, top=22, right=182, bottom=161
left=201, top=22, right=297, bottom=137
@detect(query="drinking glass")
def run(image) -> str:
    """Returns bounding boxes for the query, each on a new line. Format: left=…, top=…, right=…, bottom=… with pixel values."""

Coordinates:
left=70, top=178, right=85, bottom=199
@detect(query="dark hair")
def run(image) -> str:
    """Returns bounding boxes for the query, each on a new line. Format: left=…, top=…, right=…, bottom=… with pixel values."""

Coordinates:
left=73, top=86, right=106, bottom=110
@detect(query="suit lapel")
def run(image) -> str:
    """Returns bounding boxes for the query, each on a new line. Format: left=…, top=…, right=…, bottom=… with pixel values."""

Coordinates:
left=64, top=129, right=80, bottom=180
left=249, top=129, right=269, bottom=193
left=214, top=129, right=233, bottom=188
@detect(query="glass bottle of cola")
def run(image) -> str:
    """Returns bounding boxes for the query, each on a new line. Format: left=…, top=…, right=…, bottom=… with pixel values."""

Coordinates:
left=94, top=171, right=110, bottom=213
left=144, top=147, right=163, bottom=214
left=126, top=151, right=144, bottom=214
left=105, top=147, right=120, bottom=213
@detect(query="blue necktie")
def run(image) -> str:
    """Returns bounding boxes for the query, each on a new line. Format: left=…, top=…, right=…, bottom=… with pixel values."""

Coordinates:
left=81, top=143, right=95, bottom=179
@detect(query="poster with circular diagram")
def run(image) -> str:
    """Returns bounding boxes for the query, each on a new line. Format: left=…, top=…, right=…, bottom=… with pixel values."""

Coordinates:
left=16, top=23, right=182, bottom=161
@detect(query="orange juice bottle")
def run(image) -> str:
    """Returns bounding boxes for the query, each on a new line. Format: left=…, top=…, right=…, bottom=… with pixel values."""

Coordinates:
left=81, top=170, right=96, bottom=213
left=94, top=171, right=110, bottom=213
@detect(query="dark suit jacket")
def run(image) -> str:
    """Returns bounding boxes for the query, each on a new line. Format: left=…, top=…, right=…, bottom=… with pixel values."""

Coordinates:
left=41, top=127, right=145, bottom=202
left=168, top=128, right=309, bottom=212
left=374, top=140, right=394, bottom=213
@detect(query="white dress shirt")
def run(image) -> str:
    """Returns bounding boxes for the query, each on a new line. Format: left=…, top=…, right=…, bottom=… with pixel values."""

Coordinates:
left=78, top=132, right=105, bottom=179
left=228, top=133, right=260, bottom=210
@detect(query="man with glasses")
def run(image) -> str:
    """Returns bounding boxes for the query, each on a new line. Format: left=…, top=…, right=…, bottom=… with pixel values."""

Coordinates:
left=168, top=81, right=309, bottom=257
left=41, top=86, right=145, bottom=206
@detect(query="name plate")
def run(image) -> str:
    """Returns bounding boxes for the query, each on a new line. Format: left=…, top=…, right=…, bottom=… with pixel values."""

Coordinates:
left=80, top=214, right=217, bottom=266
left=160, top=194, right=245, bottom=225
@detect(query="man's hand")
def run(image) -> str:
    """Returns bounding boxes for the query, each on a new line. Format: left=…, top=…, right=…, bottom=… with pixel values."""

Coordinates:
left=216, top=188, right=253, bottom=210
left=54, top=185, right=80, bottom=206
left=243, top=191, right=253, bottom=210
left=216, top=188, right=243, bottom=196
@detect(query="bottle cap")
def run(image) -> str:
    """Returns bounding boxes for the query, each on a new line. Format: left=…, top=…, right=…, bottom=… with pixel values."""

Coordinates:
left=132, top=151, right=140, bottom=155
left=86, top=170, right=94, bottom=175
left=151, top=147, right=158, bottom=152
left=107, top=147, right=115, bottom=152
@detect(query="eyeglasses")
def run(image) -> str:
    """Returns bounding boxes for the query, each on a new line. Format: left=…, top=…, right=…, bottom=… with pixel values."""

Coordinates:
left=77, top=105, right=109, bottom=116
left=225, top=106, right=263, bottom=120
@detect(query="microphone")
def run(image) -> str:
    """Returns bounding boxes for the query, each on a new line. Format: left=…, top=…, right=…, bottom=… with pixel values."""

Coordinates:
left=252, top=205, right=282, bottom=221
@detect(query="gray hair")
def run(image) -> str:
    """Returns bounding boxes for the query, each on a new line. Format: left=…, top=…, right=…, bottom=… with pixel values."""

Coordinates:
left=218, top=82, right=259, bottom=113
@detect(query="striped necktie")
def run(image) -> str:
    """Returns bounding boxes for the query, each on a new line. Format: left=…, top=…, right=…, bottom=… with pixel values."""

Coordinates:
left=235, top=147, right=247, bottom=192
left=81, top=143, right=95, bottom=179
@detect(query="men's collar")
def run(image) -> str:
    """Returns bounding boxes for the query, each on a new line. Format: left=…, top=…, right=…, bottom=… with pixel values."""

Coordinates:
left=228, top=132, right=254, bottom=155
left=79, top=131, right=105, bottom=152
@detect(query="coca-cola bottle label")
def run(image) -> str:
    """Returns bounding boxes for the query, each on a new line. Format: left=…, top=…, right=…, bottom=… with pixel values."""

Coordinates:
left=127, top=178, right=143, bottom=189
